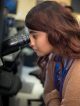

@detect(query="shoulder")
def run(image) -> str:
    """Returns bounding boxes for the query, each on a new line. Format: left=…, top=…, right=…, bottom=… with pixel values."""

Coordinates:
left=69, top=59, right=80, bottom=76
left=64, top=59, right=80, bottom=79
left=63, top=59, right=80, bottom=97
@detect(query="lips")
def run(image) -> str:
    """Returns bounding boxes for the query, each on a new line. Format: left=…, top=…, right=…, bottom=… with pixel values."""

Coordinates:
left=33, top=49, right=37, bottom=52
left=33, top=48, right=37, bottom=51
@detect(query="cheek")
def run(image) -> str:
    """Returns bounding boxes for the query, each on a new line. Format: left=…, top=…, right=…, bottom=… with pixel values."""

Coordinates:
left=37, top=38, right=53, bottom=53
left=43, top=38, right=53, bottom=49
left=44, top=43, right=53, bottom=52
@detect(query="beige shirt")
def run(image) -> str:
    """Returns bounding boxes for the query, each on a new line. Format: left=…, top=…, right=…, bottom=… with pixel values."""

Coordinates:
left=43, top=55, right=80, bottom=106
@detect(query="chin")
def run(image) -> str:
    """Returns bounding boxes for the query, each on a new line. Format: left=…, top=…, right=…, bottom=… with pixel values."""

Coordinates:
left=36, top=52, right=48, bottom=57
left=36, top=53, right=44, bottom=57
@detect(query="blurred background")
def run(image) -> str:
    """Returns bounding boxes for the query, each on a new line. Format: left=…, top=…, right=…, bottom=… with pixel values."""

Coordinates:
left=0, top=0, right=80, bottom=106
left=7, top=0, right=80, bottom=22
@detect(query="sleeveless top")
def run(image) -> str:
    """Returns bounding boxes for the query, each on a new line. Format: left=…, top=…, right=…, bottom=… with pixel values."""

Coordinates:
left=54, top=55, right=74, bottom=99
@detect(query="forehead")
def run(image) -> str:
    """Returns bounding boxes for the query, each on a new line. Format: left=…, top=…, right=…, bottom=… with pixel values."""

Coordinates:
left=28, top=28, right=48, bottom=37
left=28, top=29, right=41, bottom=34
left=28, top=29, right=48, bottom=39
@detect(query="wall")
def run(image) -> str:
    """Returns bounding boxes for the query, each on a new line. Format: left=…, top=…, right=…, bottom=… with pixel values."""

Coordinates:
left=8, top=0, right=80, bottom=22
left=8, top=0, right=36, bottom=21
left=48, top=0, right=71, bottom=5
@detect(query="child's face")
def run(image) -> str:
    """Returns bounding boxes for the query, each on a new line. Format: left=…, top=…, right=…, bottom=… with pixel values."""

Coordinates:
left=29, top=29, right=53, bottom=56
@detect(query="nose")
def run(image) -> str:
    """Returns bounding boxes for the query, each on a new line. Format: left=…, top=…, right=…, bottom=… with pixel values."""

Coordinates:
left=29, top=36, right=35, bottom=48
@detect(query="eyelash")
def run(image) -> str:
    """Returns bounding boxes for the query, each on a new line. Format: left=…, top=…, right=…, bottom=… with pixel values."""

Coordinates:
left=32, top=35, right=37, bottom=39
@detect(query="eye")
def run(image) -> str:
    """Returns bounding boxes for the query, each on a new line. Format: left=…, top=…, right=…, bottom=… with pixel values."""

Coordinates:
left=32, top=34, right=37, bottom=39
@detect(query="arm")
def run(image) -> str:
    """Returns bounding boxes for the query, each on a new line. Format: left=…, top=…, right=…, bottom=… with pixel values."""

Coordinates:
left=61, top=60, right=80, bottom=106
left=44, top=59, right=80, bottom=106
left=43, top=59, right=60, bottom=106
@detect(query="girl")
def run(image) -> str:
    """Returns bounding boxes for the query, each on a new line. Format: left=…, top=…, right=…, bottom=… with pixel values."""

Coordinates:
left=25, top=1, right=80, bottom=106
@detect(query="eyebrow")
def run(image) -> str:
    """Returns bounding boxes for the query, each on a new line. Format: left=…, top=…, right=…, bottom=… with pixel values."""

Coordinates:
left=29, top=30, right=37, bottom=34
left=29, top=29, right=40, bottom=34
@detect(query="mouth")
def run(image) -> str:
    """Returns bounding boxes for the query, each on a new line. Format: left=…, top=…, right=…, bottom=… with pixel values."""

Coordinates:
left=32, top=47, right=36, bottom=50
left=33, top=48, right=41, bottom=55
left=33, top=49, right=37, bottom=52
